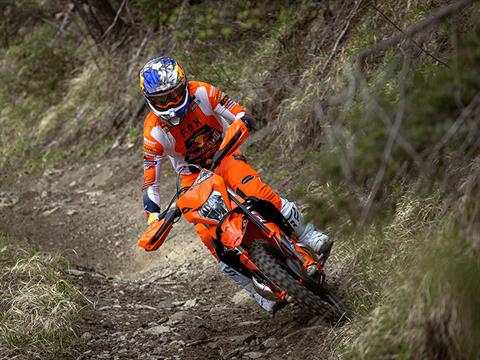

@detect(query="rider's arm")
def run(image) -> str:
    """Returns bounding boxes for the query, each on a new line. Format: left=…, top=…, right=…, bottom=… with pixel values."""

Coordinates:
left=208, top=85, right=247, bottom=124
left=193, top=82, right=256, bottom=131
left=204, top=85, right=256, bottom=168
left=143, top=115, right=165, bottom=224
left=143, top=154, right=162, bottom=224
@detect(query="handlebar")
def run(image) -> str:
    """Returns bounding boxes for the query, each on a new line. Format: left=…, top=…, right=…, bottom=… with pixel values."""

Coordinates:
left=163, top=207, right=182, bottom=222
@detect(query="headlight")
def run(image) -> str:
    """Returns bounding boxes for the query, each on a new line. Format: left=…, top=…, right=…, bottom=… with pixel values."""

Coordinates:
left=198, top=190, right=228, bottom=221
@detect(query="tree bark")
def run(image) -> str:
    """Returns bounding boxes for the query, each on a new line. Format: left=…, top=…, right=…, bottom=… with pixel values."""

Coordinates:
left=72, top=0, right=124, bottom=44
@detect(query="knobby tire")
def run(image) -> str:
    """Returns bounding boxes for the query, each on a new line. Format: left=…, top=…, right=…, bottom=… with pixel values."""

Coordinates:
left=248, top=239, right=344, bottom=321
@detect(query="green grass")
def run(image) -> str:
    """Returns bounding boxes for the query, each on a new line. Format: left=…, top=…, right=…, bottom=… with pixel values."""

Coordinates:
left=316, top=185, right=480, bottom=359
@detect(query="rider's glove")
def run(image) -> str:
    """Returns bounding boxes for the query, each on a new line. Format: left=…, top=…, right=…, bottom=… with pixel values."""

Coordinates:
left=240, top=114, right=256, bottom=131
left=147, top=212, right=160, bottom=226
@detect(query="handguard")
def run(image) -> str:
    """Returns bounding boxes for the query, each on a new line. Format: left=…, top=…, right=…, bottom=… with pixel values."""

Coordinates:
left=211, top=117, right=250, bottom=170
left=138, top=207, right=181, bottom=251
left=219, top=117, right=250, bottom=152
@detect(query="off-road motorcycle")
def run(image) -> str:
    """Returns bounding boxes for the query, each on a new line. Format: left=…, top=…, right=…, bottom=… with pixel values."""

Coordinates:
left=138, top=118, right=346, bottom=318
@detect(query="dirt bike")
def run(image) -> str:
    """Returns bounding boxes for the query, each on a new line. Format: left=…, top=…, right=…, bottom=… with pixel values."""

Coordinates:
left=138, top=118, right=346, bottom=319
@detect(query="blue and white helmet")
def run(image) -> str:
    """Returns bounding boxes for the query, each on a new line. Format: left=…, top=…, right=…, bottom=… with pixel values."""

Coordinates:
left=139, top=56, right=189, bottom=126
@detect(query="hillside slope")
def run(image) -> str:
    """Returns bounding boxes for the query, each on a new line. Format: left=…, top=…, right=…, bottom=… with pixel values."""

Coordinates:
left=1, top=0, right=480, bottom=359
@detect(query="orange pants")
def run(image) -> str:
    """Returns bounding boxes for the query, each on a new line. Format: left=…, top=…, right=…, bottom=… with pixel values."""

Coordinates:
left=182, top=151, right=282, bottom=257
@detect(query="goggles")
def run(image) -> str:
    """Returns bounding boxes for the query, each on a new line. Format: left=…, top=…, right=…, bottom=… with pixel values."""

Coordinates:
left=147, top=80, right=187, bottom=111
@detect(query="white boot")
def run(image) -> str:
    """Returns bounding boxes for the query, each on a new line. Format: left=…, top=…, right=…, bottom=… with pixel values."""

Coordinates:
left=280, top=199, right=333, bottom=257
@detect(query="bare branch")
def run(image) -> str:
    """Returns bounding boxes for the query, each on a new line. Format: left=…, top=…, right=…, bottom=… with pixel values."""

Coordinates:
left=124, top=0, right=135, bottom=25
left=357, top=0, right=473, bottom=72
left=320, top=0, right=364, bottom=77
left=359, top=51, right=410, bottom=227
left=102, top=0, right=128, bottom=40
left=429, top=91, right=480, bottom=157
left=127, top=34, right=150, bottom=76
left=451, top=25, right=465, bottom=109
left=70, top=14, right=102, bottom=69
left=370, top=3, right=449, bottom=67
left=170, top=0, right=189, bottom=53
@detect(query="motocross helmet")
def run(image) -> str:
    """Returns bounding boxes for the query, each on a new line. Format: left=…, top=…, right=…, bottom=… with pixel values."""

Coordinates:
left=139, top=56, right=189, bottom=126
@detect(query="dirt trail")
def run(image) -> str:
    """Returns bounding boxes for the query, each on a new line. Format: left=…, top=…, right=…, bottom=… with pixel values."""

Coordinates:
left=0, top=152, right=339, bottom=360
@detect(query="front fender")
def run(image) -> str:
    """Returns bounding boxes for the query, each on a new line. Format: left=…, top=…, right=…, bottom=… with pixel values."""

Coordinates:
left=219, top=213, right=244, bottom=249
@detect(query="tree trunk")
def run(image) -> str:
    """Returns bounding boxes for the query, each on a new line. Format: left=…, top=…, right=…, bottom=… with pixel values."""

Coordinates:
left=72, top=0, right=124, bottom=44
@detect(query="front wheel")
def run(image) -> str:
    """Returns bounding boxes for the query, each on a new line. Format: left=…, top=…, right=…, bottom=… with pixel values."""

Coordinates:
left=248, top=239, right=345, bottom=320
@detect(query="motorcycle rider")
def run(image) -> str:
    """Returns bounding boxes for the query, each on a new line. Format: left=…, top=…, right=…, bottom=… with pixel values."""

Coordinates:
left=140, top=56, right=332, bottom=312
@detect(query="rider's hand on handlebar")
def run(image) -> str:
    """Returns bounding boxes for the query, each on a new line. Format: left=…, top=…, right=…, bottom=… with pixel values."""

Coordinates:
left=147, top=212, right=161, bottom=227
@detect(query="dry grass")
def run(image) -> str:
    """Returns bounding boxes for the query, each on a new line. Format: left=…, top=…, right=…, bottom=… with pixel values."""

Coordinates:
left=384, top=190, right=443, bottom=241
left=275, top=0, right=462, bottom=151
left=321, top=180, right=480, bottom=359
left=343, top=225, right=479, bottom=359
left=0, top=236, right=83, bottom=359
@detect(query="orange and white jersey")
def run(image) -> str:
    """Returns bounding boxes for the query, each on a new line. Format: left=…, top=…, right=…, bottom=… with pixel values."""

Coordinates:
left=143, top=81, right=246, bottom=212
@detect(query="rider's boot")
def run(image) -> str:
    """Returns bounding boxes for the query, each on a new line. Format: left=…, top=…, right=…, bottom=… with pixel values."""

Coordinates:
left=280, top=198, right=333, bottom=260
left=219, top=262, right=283, bottom=313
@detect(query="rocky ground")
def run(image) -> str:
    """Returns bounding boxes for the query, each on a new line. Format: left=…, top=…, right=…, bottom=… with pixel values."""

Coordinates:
left=0, top=151, right=343, bottom=360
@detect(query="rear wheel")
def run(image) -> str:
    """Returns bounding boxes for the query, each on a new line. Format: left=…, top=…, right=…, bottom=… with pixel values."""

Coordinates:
left=248, top=239, right=345, bottom=320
